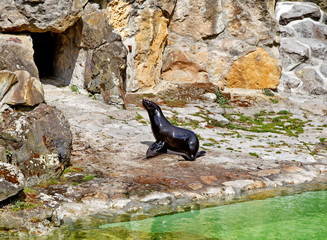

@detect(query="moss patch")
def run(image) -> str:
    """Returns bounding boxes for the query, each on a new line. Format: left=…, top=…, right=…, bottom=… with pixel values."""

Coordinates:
left=223, top=111, right=307, bottom=137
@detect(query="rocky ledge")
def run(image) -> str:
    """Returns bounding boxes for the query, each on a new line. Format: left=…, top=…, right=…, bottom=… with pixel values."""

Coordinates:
left=0, top=83, right=326, bottom=237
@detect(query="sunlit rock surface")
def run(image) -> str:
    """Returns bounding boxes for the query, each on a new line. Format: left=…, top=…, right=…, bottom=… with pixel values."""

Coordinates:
left=276, top=2, right=327, bottom=95
left=0, top=103, right=72, bottom=186
left=0, top=162, right=25, bottom=202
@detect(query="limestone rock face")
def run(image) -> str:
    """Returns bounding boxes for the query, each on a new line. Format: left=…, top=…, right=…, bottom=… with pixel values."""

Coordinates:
left=80, top=7, right=114, bottom=49
left=280, top=39, right=309, bottom=71
left=133, top=7, right=171, bottom=90
left=0, top=162, right=25, bottom=202
left=85, top=39, right=127, bottom=104
left=161, top=50, right=209, bottom=84
left=296, top=68, right=326, bottom=95
left=110, top=0, right=280, bottom=94
left=0, top=71, right=18, bottom=102
left=225, top=0, right=278, bottom=45
left=292, top=20, right=327, bottom=39
left=3, top=70, right=44, bottom=106
left=54, top=5, right=127, bottom=104
left=279, top=3, right=321, bottom=25
left=169, top=0, right=224, bottom=41
left=226, top=48, right=280, bottom=89
left=0, top=104, right=72, bottom=186
left=0, top=0, right=283, bottom=102
left=0, top=0, right=88, bottom=33
left=0, top=34, right=38, bottom=78
left=276, top=2, right=327, bottom=95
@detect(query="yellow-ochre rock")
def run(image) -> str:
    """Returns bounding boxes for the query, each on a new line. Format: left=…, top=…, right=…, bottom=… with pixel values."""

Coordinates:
left=226, top=48, right=281, bottom=89
left=135, top=9, right=169, bottom=89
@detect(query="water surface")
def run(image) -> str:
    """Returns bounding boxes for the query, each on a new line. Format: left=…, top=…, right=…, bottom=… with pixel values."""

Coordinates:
left=53, top=191, right=327, bottom=240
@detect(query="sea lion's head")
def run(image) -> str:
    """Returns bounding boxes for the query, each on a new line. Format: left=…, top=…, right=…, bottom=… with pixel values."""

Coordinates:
left=142, top=99, right=160, bottom=112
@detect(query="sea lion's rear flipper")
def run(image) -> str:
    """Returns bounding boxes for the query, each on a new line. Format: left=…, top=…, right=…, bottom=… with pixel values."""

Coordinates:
left=180, top=150, right=206, bottom=161
left=146, top=141, right=167, bottom=158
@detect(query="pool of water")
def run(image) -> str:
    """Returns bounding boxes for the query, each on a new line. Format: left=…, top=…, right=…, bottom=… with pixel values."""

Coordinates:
left=50, top=191, right=327, bottom=240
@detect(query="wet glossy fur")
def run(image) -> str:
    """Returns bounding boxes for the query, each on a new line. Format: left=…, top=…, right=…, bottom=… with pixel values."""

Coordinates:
left=142, top=99, right=205, bottom=161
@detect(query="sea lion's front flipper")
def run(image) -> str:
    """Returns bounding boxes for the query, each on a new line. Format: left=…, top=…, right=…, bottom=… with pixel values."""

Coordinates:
left=196, top=150, right=206, bottom=158
left=146, top=141, right=167, bottom=158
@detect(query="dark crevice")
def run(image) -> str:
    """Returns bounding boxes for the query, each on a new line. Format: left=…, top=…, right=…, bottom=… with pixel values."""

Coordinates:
left=30, top=32, right=56, bottom=79
left=202, top=33, right=220, bottom=41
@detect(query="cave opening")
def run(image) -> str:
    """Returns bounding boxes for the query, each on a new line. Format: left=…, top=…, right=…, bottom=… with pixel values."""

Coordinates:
left=30, top=32, right=56, bottom=79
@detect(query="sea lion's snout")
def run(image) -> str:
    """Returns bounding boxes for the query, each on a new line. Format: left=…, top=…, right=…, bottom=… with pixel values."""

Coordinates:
left=142, top=99, right=150, bottom=108
left=142, top=99, right=157, bottom=110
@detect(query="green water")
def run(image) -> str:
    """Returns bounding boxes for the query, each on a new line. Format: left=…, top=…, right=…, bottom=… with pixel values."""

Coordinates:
left=53, top=191, right=327, bottom=240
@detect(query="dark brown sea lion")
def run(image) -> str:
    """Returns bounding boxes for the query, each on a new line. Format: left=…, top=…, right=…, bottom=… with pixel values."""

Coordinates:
left=142, top=99, right=205, bottom=161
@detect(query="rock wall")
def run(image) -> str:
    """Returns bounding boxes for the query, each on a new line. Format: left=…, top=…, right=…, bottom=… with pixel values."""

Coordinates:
left=1, top=0, right=327, bottom=102
left=53, top=4, right=127, bottom=104
left=0, top=0, right=283, bottom=104
left=276, top=1, right=327, bottom=95
left=112, top=0, right=281, bottom=93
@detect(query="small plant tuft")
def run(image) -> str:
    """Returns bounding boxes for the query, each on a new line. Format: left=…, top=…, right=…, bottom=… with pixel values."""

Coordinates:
left=249, top=152, right=260, bottom=158
left=70, top=85, right=79, bottom=93
left=215, top=90, right=229, bottom=107
left=262, top=88, right=274, bottom=96
left=277, top=110, right=291, bottom=115
left=83, top=175, right=95, bottom=181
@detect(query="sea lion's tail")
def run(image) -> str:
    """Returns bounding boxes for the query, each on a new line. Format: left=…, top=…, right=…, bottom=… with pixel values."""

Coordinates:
left=196, top=150, right=206, bottom=158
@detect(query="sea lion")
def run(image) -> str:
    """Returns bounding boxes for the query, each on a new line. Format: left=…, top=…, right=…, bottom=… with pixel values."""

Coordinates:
left=142, top=99, right=205, bottom=161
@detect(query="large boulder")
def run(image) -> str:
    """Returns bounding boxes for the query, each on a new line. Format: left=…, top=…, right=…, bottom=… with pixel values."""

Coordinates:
left=0, top=33, right=38, bottom=78
left=0, top=104, right=72, bottom=186
left=0, top=0, right=88, bottom=33
left=292, top=20, right=327, bottom=39
left=225, top=48, right=280, bottom=89
left=0, top=162, right=25, bottom=202
left=2, top=70, right=44, bottom=106
left=279, top=2, right=321, bottom=25
left=279, top=39, right=310, bottom=71
left=296, top=68, right=326, bottom=95
left=0, top=34, right=44, bottom=107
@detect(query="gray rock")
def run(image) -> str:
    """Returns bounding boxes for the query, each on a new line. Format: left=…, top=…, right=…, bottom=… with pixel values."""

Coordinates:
left=280, top=74, right=301, bottom=91
left=0, top=104, right=72, bottom=186
left=209, top=113, right=230, bottom=126
left=320, top=64, right=327, bottom=78
left=84, top=38, right=127, bottom=104
left=300, top=38, right=327, bottom=61
left=0, top=0, right=88, bottom=33
left=280, top=39, right=309, bottom=70
left=0, top=71, right=18, bottom=102
left=140, top=192, right=173, bottom=206
left=315, top=24, right=327, bottom=40
left=0, top=162, right=25, bottom=202
left=80, top=8, right=117, bottom=49
left=280, top=26, right=296, bottom=38
left=3, top=70, right=44, bottom=106
left=0, top=34, right=39, bottom=78
left=203, top=93, right=217, bottom=102
left=279, top=3, right=321, bottom=25
left=296, top=68, right=326, bottom=95
left=0, top=145, right=6, bottom=162
left=292, top=20, right=327, bottom=39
